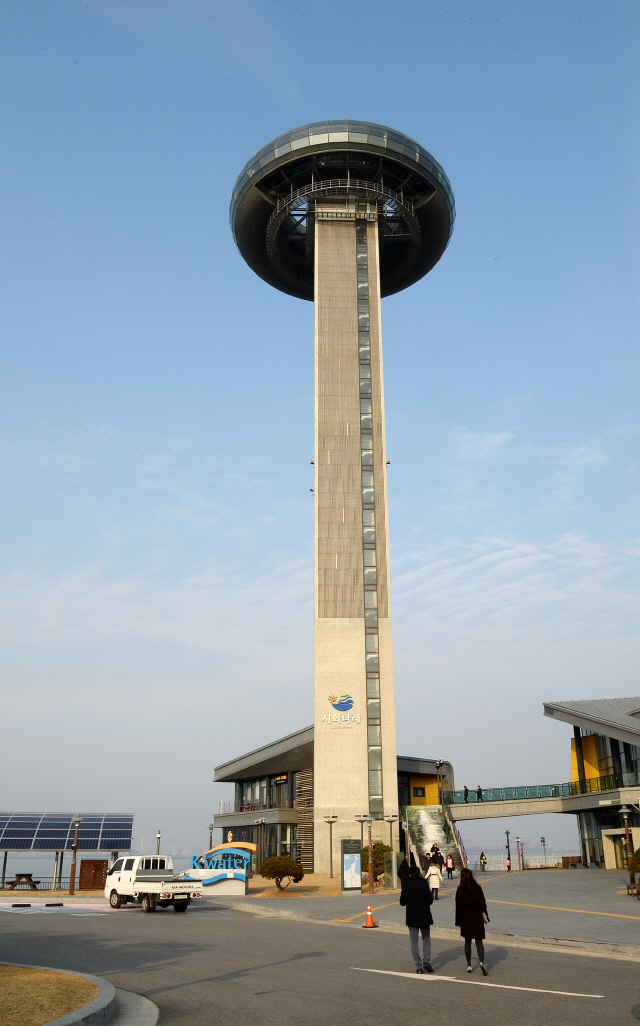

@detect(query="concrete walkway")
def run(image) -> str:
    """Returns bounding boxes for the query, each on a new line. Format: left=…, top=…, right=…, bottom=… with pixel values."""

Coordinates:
left=206, top=869, right=640, bottom=953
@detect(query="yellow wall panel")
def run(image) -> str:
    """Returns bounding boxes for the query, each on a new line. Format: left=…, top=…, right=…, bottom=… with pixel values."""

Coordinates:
left=409, top=774, right=438, bottom=805
left=570, top=735, right=600, bottom=782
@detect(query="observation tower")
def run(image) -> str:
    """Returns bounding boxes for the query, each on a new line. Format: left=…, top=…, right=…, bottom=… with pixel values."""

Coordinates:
left=230, top=121, right=454, bottom=873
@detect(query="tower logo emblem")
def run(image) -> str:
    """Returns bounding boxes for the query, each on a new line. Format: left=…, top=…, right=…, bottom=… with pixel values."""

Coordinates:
left=329, top=694, right=354, bottom=711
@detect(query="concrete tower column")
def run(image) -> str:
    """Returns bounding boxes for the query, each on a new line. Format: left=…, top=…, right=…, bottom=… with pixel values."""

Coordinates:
left=313, top=199, right=398, bottom=874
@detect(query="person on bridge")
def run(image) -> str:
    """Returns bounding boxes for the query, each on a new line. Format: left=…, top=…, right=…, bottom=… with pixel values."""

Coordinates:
left=455, top=868, right=489, bottom=975
left=476, top=785, right=484, bottom=802
left=463, top=786, right=469, bottom=803
left=426, top=859, right=443, bottom=900
left=445, top=854, right=455, bottom=879
left=400, top=865, right=434, bottom=974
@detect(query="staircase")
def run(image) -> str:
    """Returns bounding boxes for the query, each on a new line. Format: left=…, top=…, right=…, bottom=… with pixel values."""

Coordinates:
left=406, top=805, right=466, bottom=874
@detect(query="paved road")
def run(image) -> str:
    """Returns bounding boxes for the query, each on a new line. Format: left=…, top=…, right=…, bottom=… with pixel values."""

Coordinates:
left=211, top=868, right=640, bottom=947
left=2, top=899, right=639, bottom=1024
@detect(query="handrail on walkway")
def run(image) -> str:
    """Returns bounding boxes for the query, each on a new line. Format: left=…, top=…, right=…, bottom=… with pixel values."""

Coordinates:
left=443, top=770, right=640, bottom=806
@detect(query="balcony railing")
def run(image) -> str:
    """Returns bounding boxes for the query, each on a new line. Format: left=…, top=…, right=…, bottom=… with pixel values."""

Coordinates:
left=218, top=796, right=295, bottom=815
left=443, top=771, right=640, bottom=806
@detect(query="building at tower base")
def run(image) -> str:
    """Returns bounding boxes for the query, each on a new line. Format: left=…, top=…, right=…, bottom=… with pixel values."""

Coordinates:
left=214, top=727, right=454, bottom=873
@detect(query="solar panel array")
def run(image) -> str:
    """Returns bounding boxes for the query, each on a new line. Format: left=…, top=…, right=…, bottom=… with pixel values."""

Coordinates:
left=0, top=813, right=134, bottom=851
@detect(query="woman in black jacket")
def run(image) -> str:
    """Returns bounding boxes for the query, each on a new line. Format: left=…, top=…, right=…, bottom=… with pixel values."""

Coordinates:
left=455, top=867, right=488, bottom=975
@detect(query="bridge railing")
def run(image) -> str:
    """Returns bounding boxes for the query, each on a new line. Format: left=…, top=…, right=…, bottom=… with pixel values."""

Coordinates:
left=443, top=770, right=640, bottom=806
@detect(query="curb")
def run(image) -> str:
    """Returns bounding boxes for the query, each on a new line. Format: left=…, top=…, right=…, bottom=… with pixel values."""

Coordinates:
left=112, top=989, right=159, bottom=1025
left=217, top=900, right=640, bottom=961
left=1, top=961, right=116, bottom=1026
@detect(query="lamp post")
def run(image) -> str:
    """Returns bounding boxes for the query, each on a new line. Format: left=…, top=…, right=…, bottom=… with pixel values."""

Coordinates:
left=435, top=759, right=443, bottom=804
left=208, top=823, right=214, bottom=850
left=156, top=830, right=161, bottom=856
left=505, top=830, right=511, bottom=870
left=515, top=835, right=521, bottom=871
left=365, top=815, right=375, bottom=895
left=68, top=816, right=83, bottom=896
left=402, top=818, right=410, bottom=860
left=384, top=814, right=398, bottom=850
left=620, top=806, right=634, bottom=884
left=324, top=816, right=338, bottom=878
left=254, top=818, right=265, bottom=871
left=541, top=836, right=547, bottom=866
left=355, top=815, right=368, bottom=851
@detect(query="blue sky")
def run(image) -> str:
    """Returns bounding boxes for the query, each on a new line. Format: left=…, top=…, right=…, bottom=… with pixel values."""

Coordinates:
left=1, top=0, right=639, bottom=857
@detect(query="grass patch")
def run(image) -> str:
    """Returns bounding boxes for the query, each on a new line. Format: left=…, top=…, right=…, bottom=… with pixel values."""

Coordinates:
left=0, top=965, right=99, bottom=1026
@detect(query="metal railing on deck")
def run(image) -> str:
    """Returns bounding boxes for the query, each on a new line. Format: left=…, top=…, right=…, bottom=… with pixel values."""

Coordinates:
left=218, top=796, right=294, bottom=815
left=443, top=770, right=640, bottom=806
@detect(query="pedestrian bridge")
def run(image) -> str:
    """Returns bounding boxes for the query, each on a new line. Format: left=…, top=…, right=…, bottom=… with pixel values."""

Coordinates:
left=443, top=773, right=640, bottom=821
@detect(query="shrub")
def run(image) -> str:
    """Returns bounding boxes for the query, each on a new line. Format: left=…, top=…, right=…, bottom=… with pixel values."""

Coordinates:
left=360, top=842, right=393, bottom=882
left=259, top=856, right=304, bottom=890
left=628, top=848, right=640, bottom=876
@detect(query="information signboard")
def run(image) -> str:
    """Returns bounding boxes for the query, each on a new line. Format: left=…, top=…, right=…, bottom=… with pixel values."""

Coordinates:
left=341, top=838, right=362, bottom=893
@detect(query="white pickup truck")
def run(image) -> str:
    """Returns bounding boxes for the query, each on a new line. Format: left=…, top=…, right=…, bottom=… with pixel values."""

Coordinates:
left=104, top=855, right=203, bottom=913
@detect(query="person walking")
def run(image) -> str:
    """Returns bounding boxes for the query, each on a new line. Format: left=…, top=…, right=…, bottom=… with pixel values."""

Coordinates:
left=398, top=857, right=410, bottom=886
left=476, top=785, right=484, bottom=803
left=399, top=865, right=434, bottom=973
left=455, top=867, right=489, bottom=975
left=445, top=854, right=455, bottom=879
left=425, top=859, right=443, bottom=900
left=506, top=856, right=511, bottom=872
left=463, top=785, right=469, bottom=803
left=480, top=852, right=488, bottom=872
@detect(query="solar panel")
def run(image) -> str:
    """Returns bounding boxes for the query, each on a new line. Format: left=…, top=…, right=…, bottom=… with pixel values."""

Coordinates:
left=0, top=813, right=134, bottom=851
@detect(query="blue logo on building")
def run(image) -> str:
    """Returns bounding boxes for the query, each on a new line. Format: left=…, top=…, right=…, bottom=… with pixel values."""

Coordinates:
left=329, top=694, right=354, bottom=711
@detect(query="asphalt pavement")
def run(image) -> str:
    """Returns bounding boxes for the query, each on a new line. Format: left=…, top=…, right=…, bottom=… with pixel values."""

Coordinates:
left=2, top=895, right=639, bottom=1024
left=209, top=868, right=640, bottom=948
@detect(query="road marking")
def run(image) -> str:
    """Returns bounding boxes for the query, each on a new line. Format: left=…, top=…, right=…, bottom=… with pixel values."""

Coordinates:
left=487, top=899, right=640, bottom=920
left=333, top=901, right=399, bottom=923
left=0, top=908, right=105, bottom=916
left=351, top=968, right=604, bottom=998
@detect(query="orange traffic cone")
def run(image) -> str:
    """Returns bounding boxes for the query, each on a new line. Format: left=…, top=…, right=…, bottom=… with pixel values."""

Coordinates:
left=362, top=903, right=378, bottom=929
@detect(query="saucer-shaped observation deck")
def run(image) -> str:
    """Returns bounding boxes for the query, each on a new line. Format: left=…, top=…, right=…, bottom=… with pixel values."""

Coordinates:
left=230, top=121, right=455, bottom=301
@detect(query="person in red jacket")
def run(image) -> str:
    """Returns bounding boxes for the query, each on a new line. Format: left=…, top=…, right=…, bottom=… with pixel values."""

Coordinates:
left=455, top=867, right=489, bottom=975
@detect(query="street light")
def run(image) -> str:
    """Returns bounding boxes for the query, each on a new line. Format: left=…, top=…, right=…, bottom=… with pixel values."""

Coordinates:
left=254, top=818, right=266, bottom=871
left=541, top=836, right=547, bottom=866
left=384, top=814, right=398, bottom=849
left=505, top=830, right=511, bottom=870
left=401, top=819, right=410, bottom=861
left=515, top=835, right=521, bottom=872
left=68, top=816, right=83, bottom=896
left=156, top=830, right=161, bottom=856
left=620, top=806, right=635, bottom=884
left=208, top=823, right=214, bottom=850
left=355, top=815, right=368, bottom=850
left=435, top=759, right=444, bottom=804
left=324, top=816, right=338, bottom=878
left=365, top=815, right=375, bottom=895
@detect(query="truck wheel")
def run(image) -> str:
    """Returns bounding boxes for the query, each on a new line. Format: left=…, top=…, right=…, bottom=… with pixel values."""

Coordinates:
left=173, top=901, right=188, bottom=912
left=141, top=894, right=155, bottom=913
left=109, top=890, right=121, bottom=909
